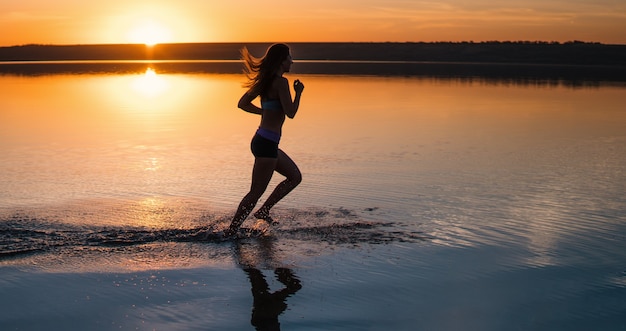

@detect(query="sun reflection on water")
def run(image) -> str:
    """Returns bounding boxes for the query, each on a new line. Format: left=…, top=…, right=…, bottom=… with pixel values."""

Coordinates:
left=131, top=197, right=171, bottom=228
left=132, top=67, right=169, bottom=97
left=144, top=157, right=161, bottom=171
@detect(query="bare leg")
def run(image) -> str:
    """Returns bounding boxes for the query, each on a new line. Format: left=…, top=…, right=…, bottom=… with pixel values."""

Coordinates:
left=254, top=149, right=302, bottom=223
left=227, top=157, right=278, bottom=234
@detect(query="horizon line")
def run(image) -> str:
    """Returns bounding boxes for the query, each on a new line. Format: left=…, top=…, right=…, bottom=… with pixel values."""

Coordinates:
left=2, top=40, right=624, bottom=48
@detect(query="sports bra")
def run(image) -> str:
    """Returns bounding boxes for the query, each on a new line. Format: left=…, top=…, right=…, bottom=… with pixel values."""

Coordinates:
left=261, top=99, right=282, bottom=111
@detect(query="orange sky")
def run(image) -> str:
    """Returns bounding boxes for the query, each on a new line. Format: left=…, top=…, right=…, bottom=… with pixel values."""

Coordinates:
left=2, top=0, right=625, bottom=46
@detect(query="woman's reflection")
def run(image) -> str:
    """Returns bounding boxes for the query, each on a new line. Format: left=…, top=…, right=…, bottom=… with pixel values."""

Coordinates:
left=235, top=238, right=302, bottom=331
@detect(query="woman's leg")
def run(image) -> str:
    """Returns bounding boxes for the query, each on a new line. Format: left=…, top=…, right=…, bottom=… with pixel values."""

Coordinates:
left=228, top=157, right=278, bottom=233
left=254, top=150, right=302, bottom=222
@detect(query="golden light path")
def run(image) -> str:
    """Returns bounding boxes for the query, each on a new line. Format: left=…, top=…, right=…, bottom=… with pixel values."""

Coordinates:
left=131, top=68, right=169, bottom=97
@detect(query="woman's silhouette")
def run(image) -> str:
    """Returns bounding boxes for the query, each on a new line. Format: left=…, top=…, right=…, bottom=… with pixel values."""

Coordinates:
left=226, top=43, right=305, bottom=236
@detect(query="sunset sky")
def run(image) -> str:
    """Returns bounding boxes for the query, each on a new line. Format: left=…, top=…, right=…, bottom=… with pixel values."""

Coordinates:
left=2, top=0, right=625, bottom=46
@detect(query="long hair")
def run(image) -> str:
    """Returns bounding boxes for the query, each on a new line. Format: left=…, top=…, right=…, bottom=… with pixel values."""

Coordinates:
left=241, top=43, right=291, bottom=97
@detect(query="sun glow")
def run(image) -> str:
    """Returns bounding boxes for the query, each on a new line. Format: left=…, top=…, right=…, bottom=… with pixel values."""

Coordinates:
left=132, top=68, right=169, bottom=97
left=128, top=19, right=172, bottom=46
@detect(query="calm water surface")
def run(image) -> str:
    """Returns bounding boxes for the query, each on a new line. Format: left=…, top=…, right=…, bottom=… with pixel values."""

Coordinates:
left=1, top=65, right=625, bottom=330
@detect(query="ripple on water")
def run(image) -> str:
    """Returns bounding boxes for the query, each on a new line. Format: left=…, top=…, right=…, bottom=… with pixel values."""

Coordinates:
left=0, top=202, right=430, bottom=272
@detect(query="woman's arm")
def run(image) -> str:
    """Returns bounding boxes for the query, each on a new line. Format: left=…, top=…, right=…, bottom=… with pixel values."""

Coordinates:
left=238, top=91, right=262, bottom=115
left=277, top=78, right=304, bottom=119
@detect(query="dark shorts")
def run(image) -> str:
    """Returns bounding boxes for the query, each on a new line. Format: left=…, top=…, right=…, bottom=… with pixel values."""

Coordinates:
left=251, top=134, right=279, bottom=158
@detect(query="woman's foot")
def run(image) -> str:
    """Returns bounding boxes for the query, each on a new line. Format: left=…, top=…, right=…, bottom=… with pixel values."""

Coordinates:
left=253, top=210, right=279, bottom=226
left=223, top=226, right=239, bottom=237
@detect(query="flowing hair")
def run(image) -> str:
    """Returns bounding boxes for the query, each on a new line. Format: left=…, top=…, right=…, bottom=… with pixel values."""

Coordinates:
left=241, top=43, right=291, bottom=97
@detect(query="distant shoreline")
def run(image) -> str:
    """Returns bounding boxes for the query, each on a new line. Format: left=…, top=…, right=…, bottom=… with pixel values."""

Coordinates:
left=2, top=42, right=625, bottom=82
left=1, top=42, right=625, bottom=67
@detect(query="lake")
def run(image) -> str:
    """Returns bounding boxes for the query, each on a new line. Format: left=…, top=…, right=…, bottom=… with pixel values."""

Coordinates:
left=1, top=62, right=625, bottom=330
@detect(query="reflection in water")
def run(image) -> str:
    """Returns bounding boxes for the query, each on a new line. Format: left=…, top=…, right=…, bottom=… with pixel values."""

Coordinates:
left=2, top=61, right=625, bottom=85
left=131, top=67, right=169, bottom=97
left=245, top=268, right=301, bottom=331
left=143, top=156, right=161, bottom=171
left=235, top=239, right=302, bottom=331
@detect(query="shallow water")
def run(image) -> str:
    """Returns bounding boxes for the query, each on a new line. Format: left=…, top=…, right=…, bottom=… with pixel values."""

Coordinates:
left=1, top=64, right=626, bottom=330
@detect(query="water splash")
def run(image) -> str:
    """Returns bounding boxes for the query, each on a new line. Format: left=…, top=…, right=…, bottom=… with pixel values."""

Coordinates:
left=0, top=207, right=429, bottom=261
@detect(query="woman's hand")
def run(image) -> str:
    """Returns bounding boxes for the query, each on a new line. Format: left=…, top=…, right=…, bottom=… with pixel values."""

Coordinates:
left=293, top=79, right=304, bottom=94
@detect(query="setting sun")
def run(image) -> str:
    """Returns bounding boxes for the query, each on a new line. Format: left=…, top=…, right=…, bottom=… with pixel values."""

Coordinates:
left=128, top=19, right=172, bottom=46
left=1, top=0, right=626, bottom=45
